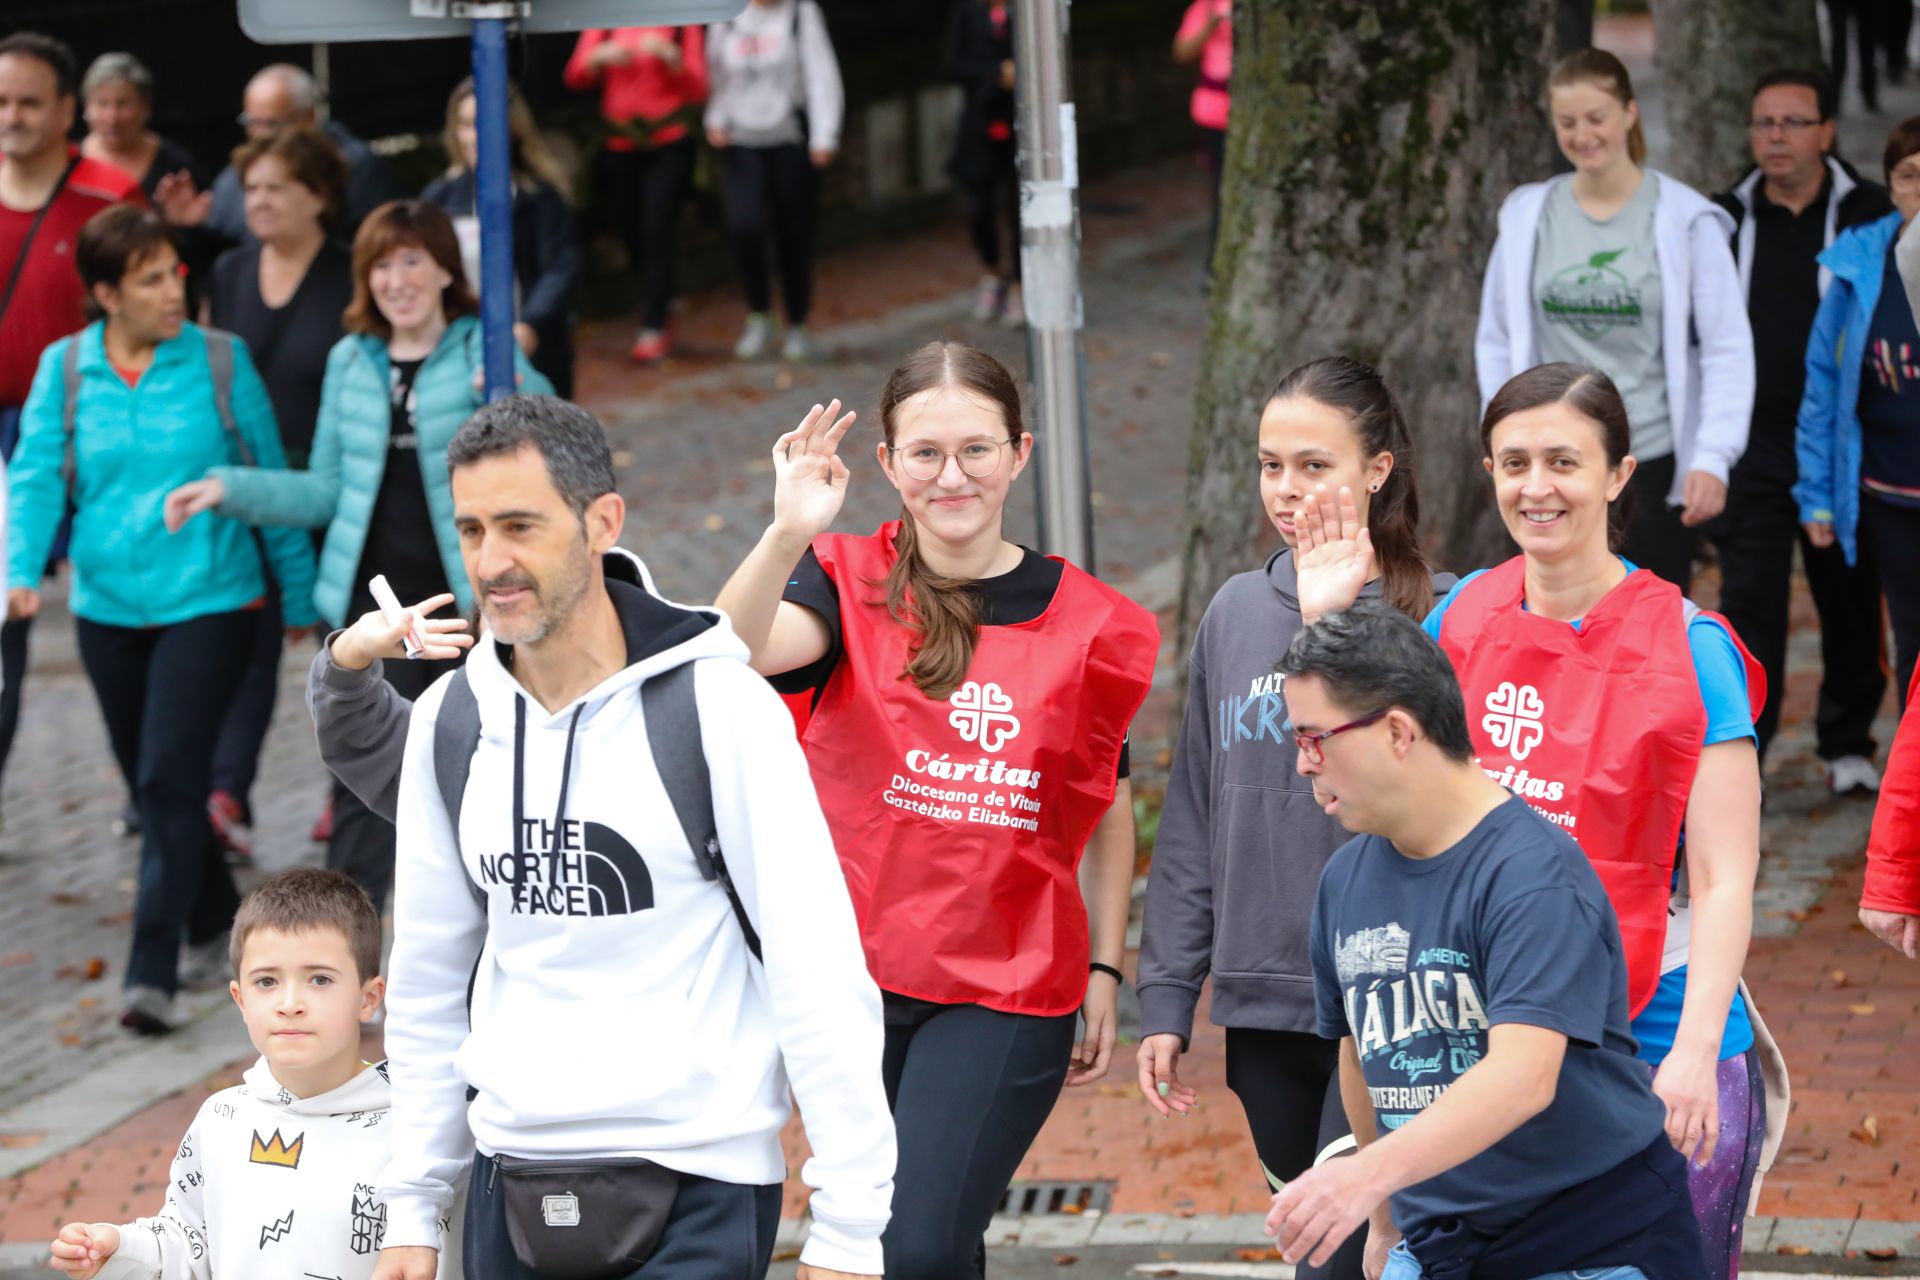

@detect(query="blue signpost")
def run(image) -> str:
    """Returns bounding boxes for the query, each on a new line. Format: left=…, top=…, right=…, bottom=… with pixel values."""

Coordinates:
left=237, top=0, right=746, bottom=403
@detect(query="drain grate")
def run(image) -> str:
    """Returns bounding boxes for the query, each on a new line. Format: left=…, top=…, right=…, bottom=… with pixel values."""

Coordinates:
left=997, top=1179, right=1116, bottom=1216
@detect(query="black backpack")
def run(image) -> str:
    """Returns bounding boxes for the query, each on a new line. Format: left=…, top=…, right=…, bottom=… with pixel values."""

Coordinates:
left=431, top=661, right=762, bottom=959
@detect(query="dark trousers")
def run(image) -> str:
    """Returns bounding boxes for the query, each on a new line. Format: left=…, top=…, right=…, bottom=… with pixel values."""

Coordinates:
left=0, top=615, right=29, bottom=803
left=719, top=143, right=818, bottom=325
left=1622, top=452, right=1697, bottom=591
left=601, top=138, right=697, bottom=331
left=1201, top=125, right=1226, bottom=268
left=1224, top=1028, right=1365, bottom=1280
left=963, top=136, right=1021, bottom=280
left=327, top=653, right=455, bottom=914
left=75, top=609, right=253, bottom=996
left=881, top=999, right=1076, bottom=1280
left=1710, top=479, right=1885, bottom=761
left=464, top=1152, right=782, bottom=1280
left=1830, top=0, right=1887, bottom=107
left=1861, top=494, right=1920, bottom=708
left=209, top=588, right=284, bottom=817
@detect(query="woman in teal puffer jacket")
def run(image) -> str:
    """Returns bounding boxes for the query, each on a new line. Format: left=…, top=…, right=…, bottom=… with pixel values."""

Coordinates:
left=167, top=199, right=550, bottom=911
left=8, top=207, right=320, bottom=1035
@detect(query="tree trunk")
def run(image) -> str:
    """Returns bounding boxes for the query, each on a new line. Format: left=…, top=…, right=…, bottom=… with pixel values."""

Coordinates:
left=1177, top=0, right=1555, bottom=651
left=1647, top=0, right=1823, bottom=192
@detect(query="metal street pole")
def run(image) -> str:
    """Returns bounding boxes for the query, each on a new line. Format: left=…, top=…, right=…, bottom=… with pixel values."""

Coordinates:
left=470, top=10, right=518, bottom=401
left=1012, top=0, right=1094, bottom=570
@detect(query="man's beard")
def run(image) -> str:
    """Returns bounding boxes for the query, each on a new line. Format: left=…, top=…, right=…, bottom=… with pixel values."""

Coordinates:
left=479, top=545, right=593, bottom=647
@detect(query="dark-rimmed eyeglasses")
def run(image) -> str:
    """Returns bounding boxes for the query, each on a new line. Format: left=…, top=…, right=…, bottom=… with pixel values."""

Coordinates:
left=1292, top=707, right=1390, bottom=765
left=1747, top=117, right=1822, bottom=135
left=889, top=439, right=1015, bottom=482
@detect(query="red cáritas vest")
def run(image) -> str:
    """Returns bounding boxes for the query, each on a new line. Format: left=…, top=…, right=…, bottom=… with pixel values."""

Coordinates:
left=1436, top=557, right=1764, bottom=1017
left=802, top=523, right=1159, bottom=1016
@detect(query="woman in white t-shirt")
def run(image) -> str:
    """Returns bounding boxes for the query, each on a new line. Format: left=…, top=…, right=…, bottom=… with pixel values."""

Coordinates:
left=1476, top=48, right=1754, bottom=591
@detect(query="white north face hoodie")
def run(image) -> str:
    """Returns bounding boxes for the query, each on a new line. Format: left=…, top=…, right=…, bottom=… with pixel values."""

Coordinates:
left=377, top=577, right=894, bottom=1274
left=98, top=1059, right=450, bottom=1280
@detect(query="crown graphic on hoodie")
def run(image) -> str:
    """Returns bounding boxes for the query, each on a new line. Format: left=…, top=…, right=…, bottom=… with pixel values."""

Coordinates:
left=249, top=1128, right=305, bottom=1169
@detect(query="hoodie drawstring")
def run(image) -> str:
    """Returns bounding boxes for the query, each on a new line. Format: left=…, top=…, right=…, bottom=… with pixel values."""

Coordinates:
left=510, top=692, right=588, bottom=855
left=552, top=703, right=585, bottom=835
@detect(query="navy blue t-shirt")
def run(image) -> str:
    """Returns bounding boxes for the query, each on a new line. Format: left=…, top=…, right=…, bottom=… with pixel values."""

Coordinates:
left=1857, top=242, right=1920, bottom=506
left=1310, top=797, right=1667, bottom=1236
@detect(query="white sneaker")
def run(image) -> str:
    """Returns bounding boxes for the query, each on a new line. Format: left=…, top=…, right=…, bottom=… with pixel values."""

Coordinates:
left=734, top=311, right=777, bottom=361
left=1828, top=754, right=1881, bottom=795
left=179, top=934, right=230, bottom=990
left=120, top=986, right=176, bottom=1036
left=781, top=325, right=816, bottom=363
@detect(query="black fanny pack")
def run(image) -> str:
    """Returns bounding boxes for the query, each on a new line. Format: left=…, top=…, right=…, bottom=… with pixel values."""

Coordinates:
left=492, top=1153, right=682, bottom=1279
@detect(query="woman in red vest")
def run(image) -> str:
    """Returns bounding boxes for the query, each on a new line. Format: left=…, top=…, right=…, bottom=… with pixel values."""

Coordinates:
left=716, top=340, right=1157, bottom=1279
left=1864, top=664, right=1920, bottom=957
left=1297, top=363, right=1779, bottom=1280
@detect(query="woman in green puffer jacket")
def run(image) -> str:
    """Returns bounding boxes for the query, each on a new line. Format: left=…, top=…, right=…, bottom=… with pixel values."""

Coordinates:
left=165, top=199, right=550, bottom=912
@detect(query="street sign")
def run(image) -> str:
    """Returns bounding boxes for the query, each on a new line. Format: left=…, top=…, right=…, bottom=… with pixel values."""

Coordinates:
left=237, top=0, right=745, bottom=44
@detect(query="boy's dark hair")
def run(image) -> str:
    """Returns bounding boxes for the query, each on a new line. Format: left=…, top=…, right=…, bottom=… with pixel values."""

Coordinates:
left=0, top=32, right=79, bottom=99
left=230, top=869, right=382, bottom=984
left=448, top=394, right=617, bottom=520
left=1278, top=600, right=1475, bottom=763
left=1752, top=67, right=1835, bottom=122
left=1885, top=114, right=1920, bottom=186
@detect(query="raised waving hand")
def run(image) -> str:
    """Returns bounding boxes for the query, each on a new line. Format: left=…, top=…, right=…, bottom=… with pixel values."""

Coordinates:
left=1293, top=485, right=1374, bottom=625
left=771, top=399, right=859, bottom=543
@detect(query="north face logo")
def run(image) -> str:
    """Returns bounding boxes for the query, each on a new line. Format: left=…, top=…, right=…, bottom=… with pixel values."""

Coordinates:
left=1482, top=682, right=1546, bottom=761
left=475, top=818, right=655, bottom=916
left=949, top=681, right=1021, bottom=752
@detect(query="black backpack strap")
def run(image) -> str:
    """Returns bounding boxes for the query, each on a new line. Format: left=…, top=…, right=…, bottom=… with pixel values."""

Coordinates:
left=434, top=668, right=486, bottom=909
left=642, top=663, right=763, bottom=962
left=200, top=328, right=256, bottom=465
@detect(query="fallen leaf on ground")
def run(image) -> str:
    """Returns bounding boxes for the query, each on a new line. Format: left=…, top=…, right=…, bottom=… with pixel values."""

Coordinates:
left=58, top=1033, right=81, bottom=1046
left=1776, top=1244, right=1812, bottom=1256
left=1148, top=1270, right=1180, bottom=1277
left=96, top=912, right=132, bottom=927
left=1850, top=1115, right=1881, bottom=1145
left=84, top=957, right=107, bottom=980
left=1, top=951, right=33, bottom=967
left=1234, top=1247, right=1281, bottom=1261
left=1829, top=968, right=1848, bottom=986
left=1053, top=1255, right=1078, bottom=1267
left=1095, top=1084, right=1131, bottom=1097
left=1175, top=1208, right=1199, bottom=1219
left=1059, top=1203, right=1084, bottom=1215
left=1865, top=1248, right=1900, bottom=1261
left=49, top=892, right=86, bottom=905
left=1849, top=1003, right=1876, bottom=1015
left=0, top=1132, right=44, bottom=1149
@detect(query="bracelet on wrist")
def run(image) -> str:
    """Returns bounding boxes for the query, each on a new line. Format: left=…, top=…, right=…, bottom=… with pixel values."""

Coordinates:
left=1089, top=961, right=1124, bottom=984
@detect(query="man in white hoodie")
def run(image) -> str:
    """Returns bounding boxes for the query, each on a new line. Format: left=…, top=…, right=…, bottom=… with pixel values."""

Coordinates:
left=366, top=395, right=893, bottom=1280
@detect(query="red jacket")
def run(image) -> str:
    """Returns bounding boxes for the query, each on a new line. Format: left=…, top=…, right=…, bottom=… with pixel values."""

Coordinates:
left=564, top=27, right=710, bottom=150
left=1864, top=664, right=1920, bottom=915
left=0, top=151, right=144, bottom=407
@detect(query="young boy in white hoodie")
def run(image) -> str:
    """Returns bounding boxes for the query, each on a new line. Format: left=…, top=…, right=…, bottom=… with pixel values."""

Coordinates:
left=48, top=869, right=449, bottom=1279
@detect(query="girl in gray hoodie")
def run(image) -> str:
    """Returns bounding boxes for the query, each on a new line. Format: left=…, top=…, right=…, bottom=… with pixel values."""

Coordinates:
left=1135, top=357, right=1454, bottom=1280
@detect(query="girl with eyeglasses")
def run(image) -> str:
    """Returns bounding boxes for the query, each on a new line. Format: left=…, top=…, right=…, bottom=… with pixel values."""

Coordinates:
left=1133, top=356, right=1453, bottom=1280
left=1300, top=363, right=1783, bottom=1280
left=715, top=340, right=1157, bottom=1280
left=1476, top=48, right=1754, bottom=592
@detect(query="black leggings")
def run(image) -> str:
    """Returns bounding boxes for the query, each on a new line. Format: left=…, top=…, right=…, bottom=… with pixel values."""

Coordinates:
left=76, top=609, right=254, bottom=996
left=327, top=652, right=457, bottom=913
left=1621, top=452, right=1697, bottom=591
left=1860, top=494, right=1920, bottom=707
left=962, top=135, right=1021, bottom=280
left=209, top=587, right=284, bottom=818
left=1225, top=1028, right=1365, bottom=1280
left=719, top=142, right=818, bottom=324
left=601, top=137, right=697, bottom=331
left=882, top=998, right=1077, bottom=1280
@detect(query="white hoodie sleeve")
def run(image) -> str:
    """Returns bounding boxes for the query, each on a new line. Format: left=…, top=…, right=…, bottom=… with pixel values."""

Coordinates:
left=97, top=1113, right=212, bottom=1280
left=1683, top=208, right=1755, bottom=484
left=1474, top=223, right=1514, bottom=413
left=694, top=658, right=893, bottom=1275
left=378, top=677, right=487, bottom=1252
left=798, top=0, right=845, bottom=154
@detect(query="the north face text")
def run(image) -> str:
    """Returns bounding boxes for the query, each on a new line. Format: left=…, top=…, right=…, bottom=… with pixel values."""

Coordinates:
left=476, top=818, right=656, bottom=916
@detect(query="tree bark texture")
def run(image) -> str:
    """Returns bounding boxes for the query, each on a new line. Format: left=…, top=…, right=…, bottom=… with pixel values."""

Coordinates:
left=1647, top=0, right=1822, bottom=192
left=1177, top=0, right=1555, bottom=651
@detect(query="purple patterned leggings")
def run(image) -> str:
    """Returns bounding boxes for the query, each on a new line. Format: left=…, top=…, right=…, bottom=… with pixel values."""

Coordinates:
left=1647, top=1050, right=1765, bottom=1280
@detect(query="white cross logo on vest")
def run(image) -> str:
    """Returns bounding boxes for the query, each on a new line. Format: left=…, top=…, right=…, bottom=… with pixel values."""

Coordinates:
left=948, top=681, right=1022, bottom=752
left=1482, top=681, right=1547, bottom=761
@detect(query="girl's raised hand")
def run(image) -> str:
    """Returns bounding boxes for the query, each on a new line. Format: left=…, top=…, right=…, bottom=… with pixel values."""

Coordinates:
left=1293, top=484, right=1374, bottom=626
left=771, top=399, right=858, bottom=543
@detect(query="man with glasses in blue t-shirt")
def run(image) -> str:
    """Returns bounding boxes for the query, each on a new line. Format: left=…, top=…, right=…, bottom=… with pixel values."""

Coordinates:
left=1264, top=603, right=1706, bottom=1280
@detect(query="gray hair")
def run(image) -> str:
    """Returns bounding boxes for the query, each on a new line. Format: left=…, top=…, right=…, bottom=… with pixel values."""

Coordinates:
left=448, top=395, right=617, bottom=520
left=251, top=63, right=317, bottom=112
left=82, top=52, right=154, bottom=103
left=1277, top=600, right=1476, bottom=763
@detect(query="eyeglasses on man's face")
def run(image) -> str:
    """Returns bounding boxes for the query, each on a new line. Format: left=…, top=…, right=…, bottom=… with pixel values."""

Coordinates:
left=889, top=439, right=1015, bottom=482
left=1291, top=707, right=1391, bottom=765
left=1747, top=116, right=1822, bottom=136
